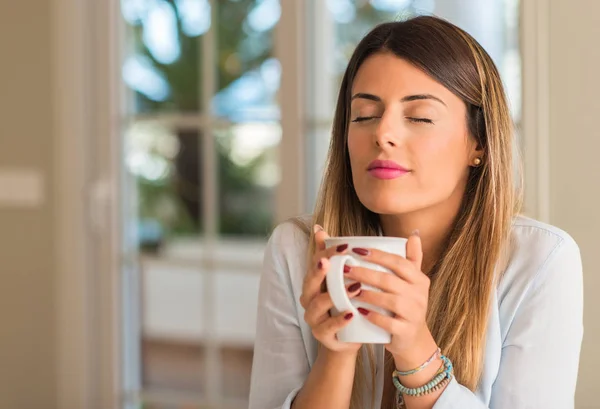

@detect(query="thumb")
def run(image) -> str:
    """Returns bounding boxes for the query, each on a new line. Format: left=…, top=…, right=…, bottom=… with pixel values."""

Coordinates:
left=313, top=224, right=330, bottom=251
left=406, top=229, right=423, bottom=270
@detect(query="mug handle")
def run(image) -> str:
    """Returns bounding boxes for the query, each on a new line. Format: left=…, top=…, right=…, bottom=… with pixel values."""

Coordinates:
left=326, top=255, right=359, bottom=316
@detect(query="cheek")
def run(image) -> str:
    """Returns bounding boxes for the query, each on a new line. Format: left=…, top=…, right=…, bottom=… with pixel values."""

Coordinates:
left=347, top=129, right=370, bottom=165
left=413, top=132, right=469, bottom=186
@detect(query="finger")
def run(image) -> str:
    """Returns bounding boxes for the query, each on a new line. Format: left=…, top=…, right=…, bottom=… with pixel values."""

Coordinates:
left=302, top=240, right=353, bottom=309
left=303, top=292, right=332, bottom=327
left=344, top=265, right=406, bottom=294
left=310, top=241, right=350, bottom=274
left=304, top=283, right=362, bottom=326
left=350, top=247, right=418, bottom=283
left=356, top=307, right=407, bottom=335
left=312, top=310, right=355, bottom=340
left=313, top=224, right=329, bottom=251
left=319, top=241, right=350, bottom=260
left=300, top=257, right=329, bottom=309
left=355, top=289, right=410, bottom=318
left=406, top=230, right=423, bottom=270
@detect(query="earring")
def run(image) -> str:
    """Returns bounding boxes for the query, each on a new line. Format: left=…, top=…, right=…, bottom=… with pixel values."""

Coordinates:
left=473, top=157, right=482, bottom=166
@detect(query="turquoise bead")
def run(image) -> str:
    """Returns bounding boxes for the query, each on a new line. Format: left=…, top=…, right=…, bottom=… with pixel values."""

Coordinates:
left=393, top=354, right=454, bottom=397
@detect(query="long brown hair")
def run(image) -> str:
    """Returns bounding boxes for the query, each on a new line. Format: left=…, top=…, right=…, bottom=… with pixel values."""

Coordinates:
left=305, top=16, right=520, bottom=408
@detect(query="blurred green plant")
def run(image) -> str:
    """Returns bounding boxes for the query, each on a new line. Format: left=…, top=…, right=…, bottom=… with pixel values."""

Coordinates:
left=126, top=0, right=417, bottom=245
left=125, top=0, right=275, bottom=242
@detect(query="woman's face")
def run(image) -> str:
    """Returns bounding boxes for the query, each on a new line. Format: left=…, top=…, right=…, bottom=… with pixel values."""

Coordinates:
left=348, top=52, right=480, bottom=216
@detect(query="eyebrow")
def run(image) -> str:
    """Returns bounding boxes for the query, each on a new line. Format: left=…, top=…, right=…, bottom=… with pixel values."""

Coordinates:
left=351, top=92, right=447, bottom=107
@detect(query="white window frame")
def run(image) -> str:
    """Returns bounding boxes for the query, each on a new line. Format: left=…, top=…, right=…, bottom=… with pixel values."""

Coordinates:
left=53, top=0, right=549, bottom=408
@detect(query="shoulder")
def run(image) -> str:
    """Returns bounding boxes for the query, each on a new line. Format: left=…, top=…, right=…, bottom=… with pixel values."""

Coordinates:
left=498, top=215, right=582, bottom=314
left=508, top=215, right=580, bottom=270
left=263, top=215, right=312, bottom=279
left=268, top=214, right=312, bottom=253
left=511, top=215, right=578, bottom=248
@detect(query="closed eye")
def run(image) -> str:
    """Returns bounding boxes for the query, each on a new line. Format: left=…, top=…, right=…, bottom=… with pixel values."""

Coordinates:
left=351, top=116, right=379, bottom=123
left=352, top=116, right=434, bottom=124
left=407, top=117, right=434, bottom=124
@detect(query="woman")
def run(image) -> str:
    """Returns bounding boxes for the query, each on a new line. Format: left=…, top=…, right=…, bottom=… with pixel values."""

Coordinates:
left=248, top=16, right=583, bottom=409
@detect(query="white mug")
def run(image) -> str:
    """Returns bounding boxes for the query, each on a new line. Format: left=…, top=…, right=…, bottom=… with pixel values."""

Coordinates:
left=325, top=236, right=407, bottom=344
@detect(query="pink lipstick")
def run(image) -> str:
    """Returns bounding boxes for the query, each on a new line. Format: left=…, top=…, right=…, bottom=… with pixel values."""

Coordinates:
left=367, top=160, right=410, bottom=180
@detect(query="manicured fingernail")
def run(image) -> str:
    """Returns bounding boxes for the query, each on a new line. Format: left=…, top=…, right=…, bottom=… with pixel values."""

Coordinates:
left=343, top=265, right=351, bottom=273
left=352, top=247, right=370, bottom=256
left=344, top=312, right=353, bottom=320
left=336, top=244, right=348, bottom=252
left=347, top=282, right=361, bottom=293
left=317, top=260, right=323, bottom=269
left=313, top=224, right=323, bottom=234
left=357, top=307, right=370, bottom=316
left=411, top=229, right=420, bottom=237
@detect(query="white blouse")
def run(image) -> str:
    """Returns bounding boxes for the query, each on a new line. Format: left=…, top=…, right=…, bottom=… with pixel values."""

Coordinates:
left=248, top=216, right=584, bottom=409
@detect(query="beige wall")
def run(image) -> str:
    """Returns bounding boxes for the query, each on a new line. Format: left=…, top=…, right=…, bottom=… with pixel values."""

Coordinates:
left=0, top=1, right=56, bottom=408
left=549, top=2, right=600, bottom=408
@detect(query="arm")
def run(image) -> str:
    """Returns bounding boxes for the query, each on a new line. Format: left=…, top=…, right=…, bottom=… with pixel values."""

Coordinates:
left=291, top=348, right=358, bottom=409
left=249, top=224, right=362, bottom=409
left=429, top=235, right=584, bottom=409
left=248, top=226, right=310, bottom=409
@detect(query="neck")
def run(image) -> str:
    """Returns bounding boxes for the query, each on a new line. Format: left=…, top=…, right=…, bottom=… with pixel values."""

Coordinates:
left=379, top=190, right=465, bottom=274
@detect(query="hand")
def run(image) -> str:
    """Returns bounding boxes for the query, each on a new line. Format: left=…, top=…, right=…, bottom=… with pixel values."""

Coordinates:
left=299, top=225, right=363, bottom=354
left=345, top=231, right=434, bottom=357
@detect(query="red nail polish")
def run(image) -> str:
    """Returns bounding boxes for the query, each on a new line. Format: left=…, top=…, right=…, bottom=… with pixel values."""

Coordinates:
left=343, top=265, right=351, bottom=273
left=336, top=244, right=348, bottom=252
left=344, top=312, right=353, bottom=320
left=317, top=260, right=323, bottom=269
left=357, top=307, right=370, bottom=316
left=347, top=282, right=361, bottom=293
left=352, top=248, right=370, bottom=256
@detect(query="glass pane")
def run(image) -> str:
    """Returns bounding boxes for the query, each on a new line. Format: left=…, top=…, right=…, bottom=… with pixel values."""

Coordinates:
left=220, top=346, right=254, bottom=401
left=125, top=121, right=203, bottom=254
left=432, top=0, right=521, bottom=121
left=329, top=0, right=422, bottom=81
left=216, top=270, right=261, bottom=405
left=215, top=122, right=280, bottom=237
left=213, top=0, right=281, bottom=122
left=121, top=0, right=209, bottom=114
left=139, top=264, right=260, bottom=402
left=141, top=262, right=205, bottom=395
left=142, top=339, right=204, bottom=394
left=328, top=0, right=521, bottom=120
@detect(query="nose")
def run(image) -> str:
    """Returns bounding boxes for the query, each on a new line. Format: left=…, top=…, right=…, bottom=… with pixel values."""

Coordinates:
left=375, top=132, right=396, bottom=148
left=374, top=112, right=399, bottom=148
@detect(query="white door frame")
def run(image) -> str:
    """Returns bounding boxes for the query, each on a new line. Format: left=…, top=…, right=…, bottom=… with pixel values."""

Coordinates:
left=53, top=0, right=122, bottom=408
left=520, top=0, right=551, bottom=222
left=52, top=0, right=549, bottom=407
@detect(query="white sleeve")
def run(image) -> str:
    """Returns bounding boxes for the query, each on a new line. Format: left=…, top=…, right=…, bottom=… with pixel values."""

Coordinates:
left=433, top=235, right=584, bottom=409
left=248, top=225, right=310, bottom=409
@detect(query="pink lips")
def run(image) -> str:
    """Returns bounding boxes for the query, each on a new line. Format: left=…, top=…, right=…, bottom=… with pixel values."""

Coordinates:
left=367, top=160, right=410, bottom=180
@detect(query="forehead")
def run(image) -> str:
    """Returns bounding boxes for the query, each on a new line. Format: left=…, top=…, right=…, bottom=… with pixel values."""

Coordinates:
left=351, top=52, right=457, bottom=103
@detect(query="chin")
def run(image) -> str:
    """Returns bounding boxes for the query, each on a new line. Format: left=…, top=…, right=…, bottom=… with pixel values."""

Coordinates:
left=358, top=191, right=423, bottom=216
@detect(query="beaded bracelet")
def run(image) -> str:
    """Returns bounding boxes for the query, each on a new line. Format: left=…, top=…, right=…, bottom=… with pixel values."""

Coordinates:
left=396, top=376, right=453, bottom=407
left=393, top=347, right=441, bottom=377
left=392, top=354, right=454, bottom=397
left=394, top=358, right=450, bottom=409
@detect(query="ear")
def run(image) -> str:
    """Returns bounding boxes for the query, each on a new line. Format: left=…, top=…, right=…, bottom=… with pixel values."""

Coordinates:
left=467, top=136, right=484, bottom=167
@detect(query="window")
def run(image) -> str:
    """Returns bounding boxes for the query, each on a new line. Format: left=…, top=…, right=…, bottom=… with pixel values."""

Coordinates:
left=117, top=1, right=520, bottom=408
left=120, top=1, right=280, bottom=408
